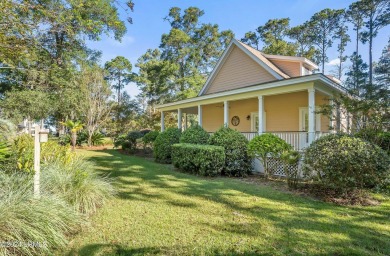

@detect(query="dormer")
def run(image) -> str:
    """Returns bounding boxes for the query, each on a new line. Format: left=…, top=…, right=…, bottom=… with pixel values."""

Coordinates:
left=262, top=54, right=318, bottom=77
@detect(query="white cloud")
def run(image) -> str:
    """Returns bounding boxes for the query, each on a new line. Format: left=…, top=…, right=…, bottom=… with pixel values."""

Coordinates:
left=326, top=58, right=340, bottom=66
left=108, top=35, right=135, bottom=47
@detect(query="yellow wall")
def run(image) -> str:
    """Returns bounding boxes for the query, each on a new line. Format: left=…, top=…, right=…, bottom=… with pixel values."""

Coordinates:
left=202, top=91, right=330, bottom=132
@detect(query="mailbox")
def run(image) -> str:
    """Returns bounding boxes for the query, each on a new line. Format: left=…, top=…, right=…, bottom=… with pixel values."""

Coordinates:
left=39, top=129, right=50, bottom=143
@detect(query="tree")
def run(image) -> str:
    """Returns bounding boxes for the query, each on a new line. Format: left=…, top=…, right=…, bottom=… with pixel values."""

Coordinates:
left=80, top=65, right=113, bottom=147
left=287, top=23, right=318, bottom=60
left=358, top=0, right=390, bottom=84
left=375, top=38, right=390, bottom=87
left=308, top=8, right=344, bottom=73
left=333, top=22, right=351, bottom=79
left=345, top=53, right=369, bottom=96
left=346, top=1, right=365, bottom=56
left=105, top=56, right=133, bottom=103
left=159, top=7, right=234, bottom=100
left=241, top=31, right=261, bottom=50
left=242, top=18, right=297, bottom=56
left=61, top=120, right=83, bottom=151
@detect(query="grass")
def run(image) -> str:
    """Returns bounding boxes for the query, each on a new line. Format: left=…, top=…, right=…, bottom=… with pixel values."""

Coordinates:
left=68, top=149, right=390, bottom=256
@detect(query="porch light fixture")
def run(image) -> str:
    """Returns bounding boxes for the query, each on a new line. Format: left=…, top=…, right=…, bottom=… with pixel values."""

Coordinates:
left=246, top=115, right=250, bottom=120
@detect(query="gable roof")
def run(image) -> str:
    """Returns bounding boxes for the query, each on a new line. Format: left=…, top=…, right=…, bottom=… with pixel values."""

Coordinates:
left=198, top=39, right=289, bottom=96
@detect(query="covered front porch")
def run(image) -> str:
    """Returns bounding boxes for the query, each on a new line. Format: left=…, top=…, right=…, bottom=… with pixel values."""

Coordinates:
left=160, top=87, right=333, bottom=151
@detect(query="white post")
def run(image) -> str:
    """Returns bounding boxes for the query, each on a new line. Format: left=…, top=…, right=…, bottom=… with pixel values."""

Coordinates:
left=161, top=111, right=165, bottom=132
left=184, top=113, right=188, bottom=130
left=178, top=108, right=182, bottom=130
left=258, top=95, right=264, bottom=134
left=308, top=88, right=315, bottom=144
left=224, top=101, right=229, bottom=127
left=198, top=105, right=203, bottom=127
left=33, top=124, right=41, bottom=199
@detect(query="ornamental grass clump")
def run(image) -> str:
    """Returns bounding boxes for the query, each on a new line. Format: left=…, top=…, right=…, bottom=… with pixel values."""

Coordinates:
left=0, top=172, right=81, bottom=256
left=42, top=156, right=115, bottom=215
left=303, top=134, right=390, bottom=194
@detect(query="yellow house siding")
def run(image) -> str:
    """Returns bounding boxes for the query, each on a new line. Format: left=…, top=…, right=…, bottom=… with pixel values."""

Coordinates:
left=270, top=60, right=301, bottom=77
left=202, top=103, right=224, bottom=132
left=204, top=46, right=277, bottom=95
left=201, top=91, right=330, bottom=133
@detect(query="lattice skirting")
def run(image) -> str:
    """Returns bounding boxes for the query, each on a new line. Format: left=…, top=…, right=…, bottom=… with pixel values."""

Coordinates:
left=266, top=157, right=299, bottom=177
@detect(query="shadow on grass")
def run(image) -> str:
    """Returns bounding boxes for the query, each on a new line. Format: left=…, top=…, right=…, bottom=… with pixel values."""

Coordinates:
left=79, top=149, right=390, bottom=255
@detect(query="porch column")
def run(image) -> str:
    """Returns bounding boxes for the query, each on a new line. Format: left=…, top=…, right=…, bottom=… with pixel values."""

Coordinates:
left=329, top=98, right=336, bottom=133
left=184, top=113, right=188, bottom=130
left=178, top=108, right=182, bottom=130
left=223, top=101, right=229, bottom=127
left=308, top=88, right=315, bottom=144
left=161, top=111, right=165, bottom=132
left=258, top=95, right=264, bottom=134
left=198, top=105, right=203, bottom=127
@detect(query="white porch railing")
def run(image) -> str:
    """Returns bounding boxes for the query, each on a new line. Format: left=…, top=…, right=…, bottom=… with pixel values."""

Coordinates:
left=241, top=131, right=330, bottom=151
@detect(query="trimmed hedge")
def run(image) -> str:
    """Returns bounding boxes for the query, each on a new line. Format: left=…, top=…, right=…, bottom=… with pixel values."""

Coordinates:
left=208, top=127, right=252, bottom=177
left=179, top=125, right=210, bottom=144
left=142, top=130, right=160, bottom=149
left=303, top=134, right=390, bottom=193
left=154, top=128, right=181, bottom=163
left=172, top=143, right=225, bottom=176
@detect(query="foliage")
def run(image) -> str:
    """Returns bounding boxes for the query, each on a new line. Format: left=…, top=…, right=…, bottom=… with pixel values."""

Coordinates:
left=80, top=65, right=113, bottom=147
left=308, top=8, right=344, bottom=73
left=142, top=130, right=160, bottom=149
left=354, top=129, right=390, bottom=153
left=90, top=132, right=105, bottom=146
left=104, top=56, right=133, bottom=103
left=172, top=143, right=225, bottom=176
left=113, top=134, right=127, bottom=148
left=62, top=120, right=84, bottom=150
left=303, top=134, right=390, bottom=193
left=287, top=23, right=318, bottom=60
left=125, top=131, right=143, bottom=152
left=0, top=141, right=10, bottom=163
left=280, top=150, right=301, bottom=189
left=135, top=6, right=234, bottom=109
left=0, top=118, right=16, bottom=141
left=179, top=125, right=210, bottom=145
left=208, top=127, right=251, bottom=177
left=0, top=172, right=81, bottom=256
left=247, top=133, right=292, bottom=178
left=154, top=128, right=181, bottom=163
left=42, top=156, right=115, bottom=215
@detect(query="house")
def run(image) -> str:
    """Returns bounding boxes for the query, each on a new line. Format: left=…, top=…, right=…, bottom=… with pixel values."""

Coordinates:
left=156, top=39, right=348, bottom=151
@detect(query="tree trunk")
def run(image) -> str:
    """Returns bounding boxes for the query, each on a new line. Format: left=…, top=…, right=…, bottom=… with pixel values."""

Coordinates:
left=88, top=131, right=92, bottom=147
left=369, top=31, right=373, bottom=84
left=71, top=132, right=77, bottom=151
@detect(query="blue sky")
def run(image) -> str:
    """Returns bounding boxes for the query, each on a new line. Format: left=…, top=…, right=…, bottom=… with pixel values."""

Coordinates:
left=87, top=0, right=390, bottom=97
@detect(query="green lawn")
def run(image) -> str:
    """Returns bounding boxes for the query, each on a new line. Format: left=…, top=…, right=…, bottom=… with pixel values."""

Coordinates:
left=68, top=149, right=390, bottom=256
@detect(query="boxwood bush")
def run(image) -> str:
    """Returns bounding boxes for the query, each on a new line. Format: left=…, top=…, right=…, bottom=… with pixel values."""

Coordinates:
left=208, top=127, right=252, bottom=177
left=172, top=143, right=225, bottom=176
left=303, top=134, right=390, bottom=193
left=179, top=125, right=210, bottom=144
left=154, top=128, right=181, bottom=163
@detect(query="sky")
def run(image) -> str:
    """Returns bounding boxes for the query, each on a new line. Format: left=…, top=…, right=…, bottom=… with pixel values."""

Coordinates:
left=87, top=0, right=390, bottom=97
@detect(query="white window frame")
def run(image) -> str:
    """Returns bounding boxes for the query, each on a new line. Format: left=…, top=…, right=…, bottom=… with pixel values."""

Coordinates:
left=250, top=112, right=266, bottom=132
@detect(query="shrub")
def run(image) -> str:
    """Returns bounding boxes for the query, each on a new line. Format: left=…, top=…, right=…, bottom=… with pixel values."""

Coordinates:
left=90, top=132, right=105, bottom=146
left=127, top=131, right=143, bottom=151
left=303, top=134, right=390, bottom=193
left=154, top=128, right=181, bottom=163
left=355, top=128, right=390, bottom=153
left=172, top=143, right=225, bottom=176
left=0, top=172, right=81, bottom=256
left=247, top=133, right=292, bottom=178
left=208, top=127, right=252, bottom=177
left=280, top=150, right=301, bottom=189
left=113, top=134, right=127, bottom=148
left=42, top=156, right=115, bottom=215
left=142, top=130, right=160, bottom=149
left=179, top=125, right=210, bottom=144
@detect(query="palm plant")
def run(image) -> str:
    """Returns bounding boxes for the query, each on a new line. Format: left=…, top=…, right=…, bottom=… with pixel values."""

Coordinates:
left=61, top=120, right=84, bottom=151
